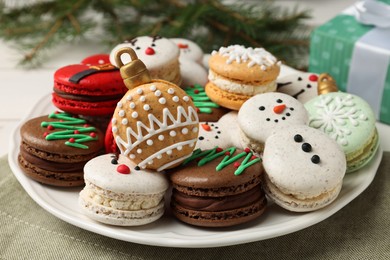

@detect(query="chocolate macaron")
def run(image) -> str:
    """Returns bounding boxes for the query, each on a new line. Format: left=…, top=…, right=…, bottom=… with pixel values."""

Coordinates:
left=169, top=147, right=266, bottom=227
left=18, top=111, right=104, bottom=187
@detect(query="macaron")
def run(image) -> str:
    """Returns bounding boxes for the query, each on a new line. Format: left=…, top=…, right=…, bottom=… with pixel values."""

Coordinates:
left=80, top=54, right=110, bottom=66
left=18, top=112, right=104, bottom=187
left=277, top=72, right=320, bottom=103
left=52, top=61, right=127, bottom=116
left=205, top=45, right=281, bottom=110
left=79, top=154, right=169, bottom=226
left=262, top=125, right=346, bottom=212
left=169, top=146, right=266, bottom=227
left=109, top=36, right=182, bottom=86
left=305, top=92, right=379, bottom=173
left=237, top=92, right=309, bottom=152
left=184, top=84, right=230, bottom=122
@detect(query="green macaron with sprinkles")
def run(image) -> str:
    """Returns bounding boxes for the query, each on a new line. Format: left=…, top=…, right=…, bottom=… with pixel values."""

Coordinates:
left=305, top=92, right=379, bottom=173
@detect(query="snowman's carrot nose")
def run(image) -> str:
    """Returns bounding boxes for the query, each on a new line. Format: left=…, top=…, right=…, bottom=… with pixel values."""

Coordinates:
left=273, top=104, right=286, bottom=114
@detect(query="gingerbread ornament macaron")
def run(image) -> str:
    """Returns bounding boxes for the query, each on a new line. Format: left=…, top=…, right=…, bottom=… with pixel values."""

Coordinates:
left=206, top=45, right=281, bottom=110
left=112, top=47, right=199, bottom=171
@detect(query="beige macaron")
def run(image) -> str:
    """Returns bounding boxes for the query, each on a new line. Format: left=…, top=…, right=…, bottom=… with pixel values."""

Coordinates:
left=205, top=45, right=281, bottom=110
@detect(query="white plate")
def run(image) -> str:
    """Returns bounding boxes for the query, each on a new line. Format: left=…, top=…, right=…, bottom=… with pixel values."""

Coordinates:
left=8, top=93, right=383, bottom=248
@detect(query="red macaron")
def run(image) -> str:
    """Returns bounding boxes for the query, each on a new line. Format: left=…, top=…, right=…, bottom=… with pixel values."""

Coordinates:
left=52, top=54, right=128, bottom=116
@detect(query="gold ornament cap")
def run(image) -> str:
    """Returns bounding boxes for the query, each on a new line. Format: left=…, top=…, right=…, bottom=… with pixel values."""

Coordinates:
left=317, top=73, right=338, bottom=95
left=115, top=47, right=152, bottom=89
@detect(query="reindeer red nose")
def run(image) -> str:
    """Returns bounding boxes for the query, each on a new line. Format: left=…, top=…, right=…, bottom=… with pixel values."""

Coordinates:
left=273, top=104, right=286, bottom=114
left=145, top=47, right=155, bottom=55
left=117, top=164, right=131, bottom=174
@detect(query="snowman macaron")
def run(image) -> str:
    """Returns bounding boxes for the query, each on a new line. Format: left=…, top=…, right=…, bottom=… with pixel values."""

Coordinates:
left=277, top=72, right=320, bottom=104
left=237, top=92, right=309, bottom=152
left=262, top=125, right=346, bottom=212
left=171, top=38, right=208, bottom=87
left=109, top=36, right=182, bottom=85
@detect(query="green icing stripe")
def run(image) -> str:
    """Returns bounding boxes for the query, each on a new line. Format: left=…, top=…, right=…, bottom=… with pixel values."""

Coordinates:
left=380, top=65, right=390, bottom=124
left=41, top=112, right=98, bottom=149
left=182, top=147, right=261, bottom=175
left=185, top=84, right=220, bottom=114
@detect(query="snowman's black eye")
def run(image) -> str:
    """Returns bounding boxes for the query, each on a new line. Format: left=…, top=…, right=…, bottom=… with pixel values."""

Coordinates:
left=259, top=106, right=265, bottom=111
left=151, top=43, right=156, bottom=47
left=298, top=77, right=302, bottom=81
left=276, top=99, right=283, bottom=103
left=311, top=155, right=320, bottom=164
left=307, top=84, right=312, bottom=88
left=136, top=46, right=141, bottom=50
left=111, top=159, right=118, bottom=165
left=294, top=134, right=303, bottom=142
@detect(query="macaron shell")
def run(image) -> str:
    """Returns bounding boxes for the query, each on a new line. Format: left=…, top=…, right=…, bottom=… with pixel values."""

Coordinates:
left=263, top=125, right=346, bottom=199
left=83, top=154, right=169, bottom=194
left=205, top=82, right=250, bottom=110
left=80, top=54, right=110, bottom=66
left=305, top=92, right=377, bottom=159
left=238, top=92, right=309, bottom=144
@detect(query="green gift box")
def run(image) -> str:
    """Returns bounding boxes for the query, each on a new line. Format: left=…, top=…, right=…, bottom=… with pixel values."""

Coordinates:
left=309, top=0, right=390, bottom=124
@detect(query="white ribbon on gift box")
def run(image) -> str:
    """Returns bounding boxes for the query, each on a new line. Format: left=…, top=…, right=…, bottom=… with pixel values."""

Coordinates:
left=343, top=0, right=390, bottom=120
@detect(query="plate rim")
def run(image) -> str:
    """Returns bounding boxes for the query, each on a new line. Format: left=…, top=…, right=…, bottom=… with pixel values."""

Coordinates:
left=7, top=92, right=383, bottom=248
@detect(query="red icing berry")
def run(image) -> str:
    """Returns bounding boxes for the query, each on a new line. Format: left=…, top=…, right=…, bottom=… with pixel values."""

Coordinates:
left=273, top=104, right=286, bottom=114
left=201, top=124, right=211, bottom=131
left=196, top=107, right=200, bottom=113
left=117, top=164, right=131, bottom=174
left=177, top=43, right=189, bottom=49
left=43, top=132, right=49, bottom=137
left=244, top=148, right=251, bottom=153
left=83, top=124, right=89, bottom=127
left=145, top=47, right=155, bottom=55
left=194, top=89, right=200, bottom=94
left=90, top=132, right=96, bottom=138
left=233, top=162, right=241, bottom=168
left=68, top=138, right=75, bottom=143
left=54, top=111, right=60, bottom=114
left=74, top=130, right=80, bottom=134
left=251, top=155, right=257, bottom=160
left=309, top=74, right=318, bottom=82
left=47, top=125, right=54, bottom=130
left=225, top=151, right=230, bottom=156
left=216, top=147, right=223, bottom=153
left=60, top=120, right=64, bottom=122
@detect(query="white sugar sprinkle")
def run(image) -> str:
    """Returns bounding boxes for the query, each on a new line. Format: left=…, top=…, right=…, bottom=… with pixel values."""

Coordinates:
left=143, top=104, right=150, bottom=111
left=150, top=85, right=157, bottom=91
left=119, top=110, right=125, bottom=117
left=173, top=96, right=179, bottom=102
left=168, top=88, right=175, bottom=94
left=159, top=97, right=166, bottom=104
left=155, top=90, right=162, bottom=97
left=136, top=88, right=143, bottom=95
left=132, top=111, right=138, bottom=118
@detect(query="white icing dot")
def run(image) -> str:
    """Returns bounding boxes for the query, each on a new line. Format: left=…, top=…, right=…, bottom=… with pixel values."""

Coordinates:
left=130, top=154, right=135, bottom=159
left=141, top=165, right=146, bottom=169
left=189, top=142, right=195, bottom=147
left=177, top=145, right=183, bottom=151
left=192, top=127, right=198, bottom=132
left=111, top=118, right=117, bottom=124
left=117, top=102, right=123, bottom=108
left=140, top=95, right=146, bottom=102
left=143, top=104, right=150, bottom=111
left=150, top=85, right=157, bottom=91
left=157, top=154, right=162, bottom=159
left=183, top=96, right=190, bottom=102
left=137, top=148, right=142, bottom=154
left=155, top=90, right=162, bottom=97
left=147, top=139, right=153, bottom=146
left=158, top=135, right=164, bottom=141
left=181, top=128, right=188, bottom=134
left=172, top=96, right=179, bottom=102
left=130, top=102, right=136, bottom=109
left=126, top=95, right=132, bottom=101
left=132, top=112, right=138, bottom=118
left=148, top=160, right=153, bottom=165
left=119, top=110, right=125, bottom=117
left=121, top=118, right=128, bottom=125
left=136, top=88, right=143, bottom=95
left=166, top=150, right=172, bottom=155
left=168, top=88, right=175, bottom=94
left=112, top=126, right=118, bottom=133
left=159, top=97, right=166, bottom=104
left=170, top=130, right=176, bottom=137
left=98, top=59, right=105, bottom=64
left=260, top=65, right=266, bottom=71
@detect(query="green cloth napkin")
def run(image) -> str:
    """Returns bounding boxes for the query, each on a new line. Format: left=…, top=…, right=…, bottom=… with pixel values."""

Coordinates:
left=1, top=154, right=389, bottom=260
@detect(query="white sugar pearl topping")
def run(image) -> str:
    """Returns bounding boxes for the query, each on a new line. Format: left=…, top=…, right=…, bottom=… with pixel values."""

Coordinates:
left=140, top=96, right=146, bottom=102
left=130, top=154, right=135, bottom=159
left=117, top=102, right=123, bottom=108
left=192, top=127, right=198, bottom=132
left=183, top=96, right=190, bottom=102
left=157, top=154, right=162, bottom=159
left=137, top=148, right=142, bottom=154
left=112, top=126, right=118, bottom=133
left=132, top=111, right=138, bottom=118
left=170, top=130, right=176, bottom=137
left=143, top=104, right=150, bottom=111
left=181, top=128, right=188, bottom=134
left=147, top=139, right=153, bottom=146
left=177, top=145, right=183, bottom=150
left=159, top=97, right=166, bottom=104
left=173, top=96, right=179, bottom=102
left=119, top=110, right=125, bottom=117
left=111, top=118, right=117, bottom=124
left=168, top=88, right=175, bottom=94
left=121, top=118, right=128, bottom=125
left=126, top=95, right=132, bottom=101
left=155, top=90, right=162, bottom=97
left=150, top=85, right=157, bottom=91
left=130, top=102, right=136, bottom=109
left=136, top=88, right=143, bottom=95
left=158, top=135, right=164, bottom=141
left=166, top=150, right=172, bottom=155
